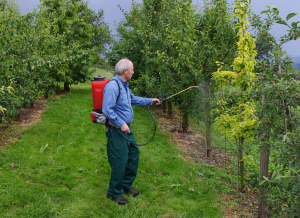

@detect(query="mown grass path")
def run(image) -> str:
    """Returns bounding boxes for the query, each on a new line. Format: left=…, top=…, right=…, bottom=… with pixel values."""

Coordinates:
left=0, top=69, right=226, bottom=217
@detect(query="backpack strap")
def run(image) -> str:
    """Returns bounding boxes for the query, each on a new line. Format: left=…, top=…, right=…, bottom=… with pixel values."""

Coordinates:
left=105, top=79, right=121, bottom=128
left=110, top=79, right=120, bottom=104
left=105, top=117, right=109, bottom=127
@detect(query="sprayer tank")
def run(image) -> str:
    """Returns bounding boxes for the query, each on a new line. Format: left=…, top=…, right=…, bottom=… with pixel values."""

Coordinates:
left=92, top=76, right=110, bottom=113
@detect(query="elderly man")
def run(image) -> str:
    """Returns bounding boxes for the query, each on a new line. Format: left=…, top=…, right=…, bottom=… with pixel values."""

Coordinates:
left=102, top=58, right=161, bottom=205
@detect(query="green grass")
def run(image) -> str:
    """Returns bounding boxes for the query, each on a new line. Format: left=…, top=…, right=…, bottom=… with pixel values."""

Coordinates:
left=0, top=68, right=231, bottom=217
left=91, top=67, right=114, bottom=79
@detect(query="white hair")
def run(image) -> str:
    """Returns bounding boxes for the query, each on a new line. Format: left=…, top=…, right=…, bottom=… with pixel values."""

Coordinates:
left=115, top=58, right=132, bottom=75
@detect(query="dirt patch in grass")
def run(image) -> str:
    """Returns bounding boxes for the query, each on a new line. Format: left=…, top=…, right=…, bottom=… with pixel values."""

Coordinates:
left=0, top=92, right=66, bottom=147
left=0, top=98, right=47, bottom=147
left=18, top=99, right=47, bottom=128
left=221, top=187, right=259, bottom=218
left=0, top=90, right=72, bottom=147
left=157, top=111, right=233, bottom=168
left=155, top=106, right=259, bottom=218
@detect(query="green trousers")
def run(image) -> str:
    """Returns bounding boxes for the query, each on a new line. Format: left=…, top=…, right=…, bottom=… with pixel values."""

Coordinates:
left=106, top=125, right=139, bottom=198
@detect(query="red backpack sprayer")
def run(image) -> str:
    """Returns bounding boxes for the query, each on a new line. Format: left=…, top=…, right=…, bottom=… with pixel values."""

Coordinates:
left=90, top=75, right=198, bottom=146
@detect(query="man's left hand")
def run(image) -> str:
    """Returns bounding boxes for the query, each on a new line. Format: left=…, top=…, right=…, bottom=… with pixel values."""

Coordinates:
left=152, top=98, right=161, bottom=105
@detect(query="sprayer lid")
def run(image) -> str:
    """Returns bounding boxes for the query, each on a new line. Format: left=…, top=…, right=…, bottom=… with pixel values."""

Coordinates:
left=93, top=76, right=106, bottom=81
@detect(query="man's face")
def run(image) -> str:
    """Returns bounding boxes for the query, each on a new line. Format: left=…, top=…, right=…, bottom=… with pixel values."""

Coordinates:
left=124, top=63, right=134, bottom=80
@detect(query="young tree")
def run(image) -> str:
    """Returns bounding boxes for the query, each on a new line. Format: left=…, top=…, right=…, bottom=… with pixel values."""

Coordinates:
left=212, top=0, right=257, bottom=192
left=106, top=2, right=150, bottom=82
left=39, top=0, right=110, bottom=92
left=250, top=6, right=300, bottom=217
left=86, top=9, right=111, bottom=57
left=193, top=0, right=237, bottom=156
left=107, top=0, right=199, bottom=133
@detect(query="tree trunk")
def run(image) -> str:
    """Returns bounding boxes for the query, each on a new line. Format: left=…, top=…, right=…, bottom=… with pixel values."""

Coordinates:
left=44, top=92, right=49, bottom=99
left=64, top=81, right=70, bottom=92
left=163, top=101, right=167, bottom=114
left=236, top=138, right=239, bottom=190
left=287, top=106, right=293, bottom=132
left=203, top=78, right=211, bottom=157
left=168, top=101, right=173, bottom=117
left=282, top=101, right=293, bottom=176
left=30, top=99, right=34, bottom=108
left=239, top=106, right=245, bottom=193
left=258, top=146, right=269, bottom=218
left=240, top=137, right=245, bottom=193
left=182, top=112, right=189, bottom=133
left=55, top=86, right=60, bottom=95
left=258, top=94, right=269, bottom=218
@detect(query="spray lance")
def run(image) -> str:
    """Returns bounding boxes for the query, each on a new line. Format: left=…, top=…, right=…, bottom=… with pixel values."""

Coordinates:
left=90, top=76, right=199, bottom=146
left=154, top=86, right=199, bottom=104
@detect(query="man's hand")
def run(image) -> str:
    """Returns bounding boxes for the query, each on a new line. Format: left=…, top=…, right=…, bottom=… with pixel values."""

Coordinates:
left=152, top=98, right=161, bottom=105
left=121, top=123, right=130, bottom=133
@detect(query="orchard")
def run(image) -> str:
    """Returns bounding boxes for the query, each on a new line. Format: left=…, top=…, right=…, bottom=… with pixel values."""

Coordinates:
left=108, top=0, right=300, bottom=216
left=1, top=0, right=300, bottom=217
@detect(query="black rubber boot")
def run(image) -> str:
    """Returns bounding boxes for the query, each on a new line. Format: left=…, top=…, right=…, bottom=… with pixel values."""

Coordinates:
left=124, top=189, right=139, bottom=197
left=108, top=196, right=129, bottom=205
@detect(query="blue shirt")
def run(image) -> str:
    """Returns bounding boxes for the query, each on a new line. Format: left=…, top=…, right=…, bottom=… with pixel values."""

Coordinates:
left=102, top=75, right=153, bottom=128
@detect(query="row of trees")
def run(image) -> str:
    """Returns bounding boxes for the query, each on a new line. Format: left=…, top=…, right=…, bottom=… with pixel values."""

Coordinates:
left=107, top=0, right=237, bottom=157
left=107, top=0, right=300, bottom=216
left=0, top=0, right=110, bottom=124
left=214, top=2, right=300, bottom=216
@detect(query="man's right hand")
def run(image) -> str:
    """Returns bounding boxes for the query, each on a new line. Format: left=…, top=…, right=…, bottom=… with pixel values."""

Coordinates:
left=121, top=123, right=130, bottom=133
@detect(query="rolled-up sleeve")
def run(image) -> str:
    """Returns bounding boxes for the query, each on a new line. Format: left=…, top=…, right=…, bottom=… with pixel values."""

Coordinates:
left=102, top=83, right=125, bottom=128
left=130, top=90, right=153, bottom=106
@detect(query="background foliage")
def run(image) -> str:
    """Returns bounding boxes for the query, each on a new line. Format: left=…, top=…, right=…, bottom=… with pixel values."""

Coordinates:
left=0, top=0, right=110, bottom=124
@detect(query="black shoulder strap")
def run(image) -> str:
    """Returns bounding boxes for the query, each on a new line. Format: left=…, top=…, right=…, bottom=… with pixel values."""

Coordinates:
left=110, top=79, right=120, bottom=104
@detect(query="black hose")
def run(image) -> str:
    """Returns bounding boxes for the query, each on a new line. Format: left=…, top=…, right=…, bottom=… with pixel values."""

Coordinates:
left=109, top=103, right=157, bottom=146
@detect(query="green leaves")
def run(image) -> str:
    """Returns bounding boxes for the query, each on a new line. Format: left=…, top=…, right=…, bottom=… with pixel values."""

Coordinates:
left=292, top=21, right=299, bottom=28
left=212, top=1, right=258, bottom=157
left=109, top=0, right=200, bottom=103
left=260, top=10, right=270, bottom=14
left=249, top=5, right=300, bottom=216
left=0, top=0, right=110, bottom=124
left=259, top=178, right=267, bottom=186
left=290, top=166, right=299, bottom=174
left=272, top=7, right=279, bottom=15
left=276, top=20, right=287, bottom=25
left=38, top=0, right=110, bottom=88
left=286, top=13, right=297, bottom=21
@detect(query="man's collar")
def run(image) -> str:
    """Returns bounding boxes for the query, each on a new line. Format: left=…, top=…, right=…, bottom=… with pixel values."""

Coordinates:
left=115, top=75, right=129, bottom=87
